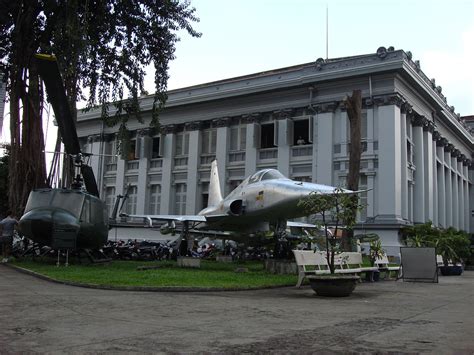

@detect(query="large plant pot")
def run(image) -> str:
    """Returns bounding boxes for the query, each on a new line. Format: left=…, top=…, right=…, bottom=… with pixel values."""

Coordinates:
left=307, top=275, right=360, bottom=297
left=439, top=265, right=463, bottom=276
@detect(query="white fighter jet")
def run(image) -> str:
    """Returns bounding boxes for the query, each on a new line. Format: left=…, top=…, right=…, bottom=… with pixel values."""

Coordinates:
left=123, top=160, right=358, bottom=247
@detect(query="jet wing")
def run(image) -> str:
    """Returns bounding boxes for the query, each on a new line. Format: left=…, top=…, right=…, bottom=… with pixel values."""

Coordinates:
left=121, top=213, right=208, bottom=222
left=287, top=221, right=319, bottom=228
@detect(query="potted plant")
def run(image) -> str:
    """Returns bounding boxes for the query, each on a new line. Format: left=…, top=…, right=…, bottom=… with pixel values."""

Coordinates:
left=298, top=188, right=363, bottom=297
left=435, top=228, right=470, bottom=276
left=367, top=239, right=385, bottom=281
left=401, top=222, right=471, bottom=276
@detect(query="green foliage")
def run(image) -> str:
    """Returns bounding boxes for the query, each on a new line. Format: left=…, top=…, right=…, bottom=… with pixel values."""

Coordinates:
left=11, top=259, right=296, bottom=289
left=298, top=188, right=363, bottom=273
left=368, top=239, right=385, bottom=266
left=401, top=222, right=471, bottom=265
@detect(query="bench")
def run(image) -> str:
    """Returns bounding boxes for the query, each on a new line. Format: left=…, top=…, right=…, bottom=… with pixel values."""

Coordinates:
left=293, top=250, right=330, bottom=287
left=292, top=250, right=364, bottom=287
left=374, top=254, right=401, bottom=279
left=339, top=252, right=379, bottom=281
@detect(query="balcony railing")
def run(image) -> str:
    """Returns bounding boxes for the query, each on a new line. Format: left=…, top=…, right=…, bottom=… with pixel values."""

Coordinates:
left=200, top=154, right=216, bottom=166
left=150, top=158, right=163, bottom=169
left=258, top=147, right=278, bottom=161
left=228, top=151, right=245, bottom=163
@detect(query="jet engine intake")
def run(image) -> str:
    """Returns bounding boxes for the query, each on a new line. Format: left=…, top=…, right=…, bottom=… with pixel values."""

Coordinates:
left=223, top=199, right=243, bottom=216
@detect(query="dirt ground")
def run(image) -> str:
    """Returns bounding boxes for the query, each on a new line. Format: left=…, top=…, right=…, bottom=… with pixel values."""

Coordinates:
left=1, top=264, right=473, bottom=354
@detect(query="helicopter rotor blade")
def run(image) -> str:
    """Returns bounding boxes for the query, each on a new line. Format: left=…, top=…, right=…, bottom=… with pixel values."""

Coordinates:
left=80, top=165, right=100, bottom=198
left=35, top=54, right=81, bottom=156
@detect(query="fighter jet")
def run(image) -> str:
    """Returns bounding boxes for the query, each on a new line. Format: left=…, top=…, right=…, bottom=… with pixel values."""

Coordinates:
left=123, top=160, right=357, bottom=242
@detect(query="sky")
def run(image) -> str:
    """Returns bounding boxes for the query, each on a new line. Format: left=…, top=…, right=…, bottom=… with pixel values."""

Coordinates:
left=1, top=0, right=473, bottom=154
left=153, top=0, right=474, bottom=115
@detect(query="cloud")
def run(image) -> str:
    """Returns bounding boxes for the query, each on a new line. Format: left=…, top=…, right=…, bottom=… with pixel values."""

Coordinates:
left=418, top=25, right=474, bottom=115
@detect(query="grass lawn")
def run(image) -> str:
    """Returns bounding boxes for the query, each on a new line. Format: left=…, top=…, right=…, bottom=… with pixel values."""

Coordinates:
left=11, top=259, right=297, bottom=289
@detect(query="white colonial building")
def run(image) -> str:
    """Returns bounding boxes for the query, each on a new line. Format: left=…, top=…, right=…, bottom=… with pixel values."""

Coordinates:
left=76, top=47, right=473, bottom=255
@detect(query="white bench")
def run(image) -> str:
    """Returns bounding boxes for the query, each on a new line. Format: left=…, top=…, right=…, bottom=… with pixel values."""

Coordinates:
left=293, top=250, right=364, bottom=287
left=374, top=254, right=401, bottom=279
left=293, top=250, right=330, bottom=287
left=339, top=252, right=379, bottom=281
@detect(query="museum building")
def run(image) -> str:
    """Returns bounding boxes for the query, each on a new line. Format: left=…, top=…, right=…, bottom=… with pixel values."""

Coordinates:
left=76, top=47, right=474, bottom=255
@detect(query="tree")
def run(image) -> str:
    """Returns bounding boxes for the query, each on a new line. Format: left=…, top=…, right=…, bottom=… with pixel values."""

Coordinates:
left=0, top=144, right=10, bottom=216
left=298, top=188, right=363, bottom=274
left=343, top=90, right=362, bottom=249
left=0, top=0, right=200, bottom=215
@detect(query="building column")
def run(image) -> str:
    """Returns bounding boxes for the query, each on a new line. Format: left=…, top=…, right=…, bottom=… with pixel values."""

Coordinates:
left=400, top=108, right=408, bottom=220
left=451, top=154, right=459, bottom=229
left=135, top=130, right=151, bottom=214
left=87, top=135, right=102, bottom=186
left=214, top=118, right=230, bottom=195
left=277, top=118, right=291, bottom=177
left=115, top=142, right=126, bottom=198
left=432, top=138, right=438, bottom=226
left=436, top=144, right=446, bottom=227
left=315, top=106, right=335, bottom=185
left=444, top=148, right=453, bottom=226
left=185, top=122, right=201, bottom=214
left=459, top=160, right=464, bottom=230
left=244, top=115, right=259, bottom=177
left=412, top=120, right=425, bottom=223
left=376, top=104, right=402, bottom=221
left=423, top=125, right=434, bottom=221
left=463, top=164, right=470, bottom=231
left=366, top=173, right=375, bottom=218
left=160, top=126, right=176, bottom=214
left=366, top=107, right=374, bottom=155
left=466, top=167, right=474, bottom=233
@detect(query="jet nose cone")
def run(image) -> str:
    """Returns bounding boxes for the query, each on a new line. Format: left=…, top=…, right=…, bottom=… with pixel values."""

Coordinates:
left=295, top=181, right=352, bottom=196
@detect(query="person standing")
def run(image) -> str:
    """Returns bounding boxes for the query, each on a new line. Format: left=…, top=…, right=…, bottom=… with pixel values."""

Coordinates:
left=0, top=211, right=18, bottom=262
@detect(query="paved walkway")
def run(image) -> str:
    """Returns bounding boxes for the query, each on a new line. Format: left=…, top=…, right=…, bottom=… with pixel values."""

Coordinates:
left=1, top=264, right=473, bottom=354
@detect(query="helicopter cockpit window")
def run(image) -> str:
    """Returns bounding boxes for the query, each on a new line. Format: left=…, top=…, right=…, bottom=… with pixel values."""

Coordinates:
left=90, top=198, right=104, bottom=224
left=24, top=190, right=54, bottom=213
left=81, top=197, right=91, bottom=223
left=53, top=191, right=84, bottom=217
left=261, top=170, right=286, bottom=181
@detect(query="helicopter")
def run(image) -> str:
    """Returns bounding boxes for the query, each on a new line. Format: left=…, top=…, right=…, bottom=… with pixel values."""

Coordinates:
left=18, top=54, right=108, bottom=251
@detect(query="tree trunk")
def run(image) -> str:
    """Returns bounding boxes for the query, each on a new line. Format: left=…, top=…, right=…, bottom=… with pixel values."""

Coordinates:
left=7, top=1, right=47, bottom=216
left=344, top=90, right=362, bottom=251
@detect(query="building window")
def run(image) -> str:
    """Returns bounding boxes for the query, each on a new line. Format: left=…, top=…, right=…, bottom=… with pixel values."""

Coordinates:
left=261, top=123, right=276, bottom=148
left=104, top=186, right=116, bottom=217
left=104, top=140, right=117, bottom=172
left=407, top=140, right=414, bottom=164
left=127, top=140, right=138, bottom=160
left=293, top=118, right=312, bottom=145
left=361, top=110, right=367, bottom=140
left=174, top=183, right=187, bottom=214
left=152, top=137, right=161, bottom=158
left=230, top=126, right=246, bottom=151
left=148, top=184, right=161, bottom=214
left=175, top=132, right=189, bottom=156
left=125, top=185, right=138, bottom=214
left=201, top=129, right=217, bottom=154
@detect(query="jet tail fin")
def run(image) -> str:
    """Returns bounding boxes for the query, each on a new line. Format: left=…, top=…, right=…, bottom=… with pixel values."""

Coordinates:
left=208, top=160, right=223, bottom=207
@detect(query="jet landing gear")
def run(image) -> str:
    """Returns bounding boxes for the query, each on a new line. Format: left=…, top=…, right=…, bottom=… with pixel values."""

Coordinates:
left=273, top=220, right=292, bottom=260
left=178, top=221, right=192, bottom=257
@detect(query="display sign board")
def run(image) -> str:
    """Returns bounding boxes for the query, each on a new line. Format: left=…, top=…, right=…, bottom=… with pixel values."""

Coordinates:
left=400, top=247, right=438, bottom=283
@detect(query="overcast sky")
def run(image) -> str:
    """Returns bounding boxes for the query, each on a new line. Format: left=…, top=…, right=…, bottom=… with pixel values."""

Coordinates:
left=1, top=0, right=473, bottom=155
left=156, top=0, right=473, bottom=115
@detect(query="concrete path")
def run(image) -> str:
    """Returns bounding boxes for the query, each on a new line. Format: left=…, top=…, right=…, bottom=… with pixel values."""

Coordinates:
left=1, top=264, right=473, bottom=354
